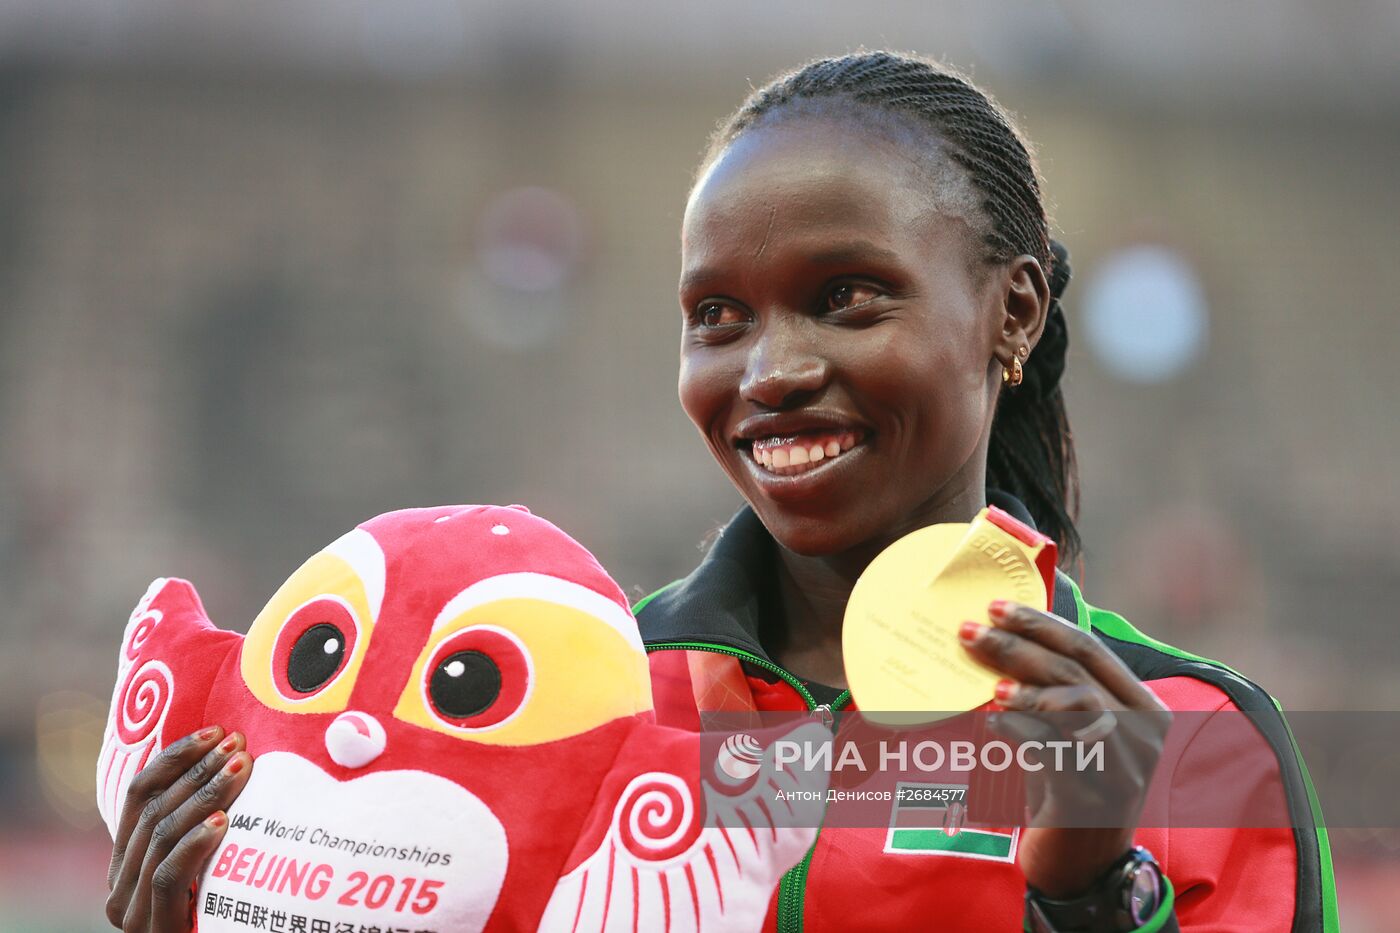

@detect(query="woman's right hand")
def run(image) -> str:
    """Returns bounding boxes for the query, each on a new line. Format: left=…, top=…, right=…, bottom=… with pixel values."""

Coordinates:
left=105, top=726, right=255, bottom=932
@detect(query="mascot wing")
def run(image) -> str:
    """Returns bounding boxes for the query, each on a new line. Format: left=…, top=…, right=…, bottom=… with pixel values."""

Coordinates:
left=97, top=577, right=242, bottom=835
left=537, top=720, right=830, bottom=933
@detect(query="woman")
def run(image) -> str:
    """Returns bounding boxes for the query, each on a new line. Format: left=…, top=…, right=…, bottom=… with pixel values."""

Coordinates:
left=105, top=52, right=1334, bottom=931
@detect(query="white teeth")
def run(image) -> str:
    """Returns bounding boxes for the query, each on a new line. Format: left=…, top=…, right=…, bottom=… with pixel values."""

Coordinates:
left=747, top=431, right=865, bottom=476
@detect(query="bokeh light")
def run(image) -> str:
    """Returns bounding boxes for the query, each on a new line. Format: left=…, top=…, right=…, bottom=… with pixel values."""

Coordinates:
left=462, top=186, right=587, bottom=351
left=1082, top=243, right=1208, bottom=383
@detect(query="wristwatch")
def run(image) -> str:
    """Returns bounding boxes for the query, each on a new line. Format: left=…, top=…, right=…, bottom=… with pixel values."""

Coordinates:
left=1025, top=846, right=1165, bottom=932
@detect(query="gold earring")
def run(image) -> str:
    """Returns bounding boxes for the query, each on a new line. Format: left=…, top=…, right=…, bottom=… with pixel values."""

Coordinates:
left=1003, top=355, right=1024, bottom=387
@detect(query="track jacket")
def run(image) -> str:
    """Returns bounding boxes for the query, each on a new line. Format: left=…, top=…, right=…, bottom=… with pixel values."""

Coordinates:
left=634, top=496, right=1337, bottom=932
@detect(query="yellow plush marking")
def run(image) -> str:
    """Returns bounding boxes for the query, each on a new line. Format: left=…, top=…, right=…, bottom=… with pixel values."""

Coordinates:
left=394, top=597, right=652, bottom=746
left=241, top=551, right=377, bottom=714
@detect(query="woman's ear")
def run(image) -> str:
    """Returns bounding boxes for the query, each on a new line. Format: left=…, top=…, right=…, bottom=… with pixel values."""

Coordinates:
left=995, top=254, right=1051, bottom=368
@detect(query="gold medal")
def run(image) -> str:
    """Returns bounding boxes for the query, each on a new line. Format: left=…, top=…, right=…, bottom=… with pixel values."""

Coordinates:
left=843, top=507, right=1056, bottom=724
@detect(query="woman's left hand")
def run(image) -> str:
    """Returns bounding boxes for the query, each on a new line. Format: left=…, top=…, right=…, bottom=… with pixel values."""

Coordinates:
left=958, top=600, right=1171, bottom=898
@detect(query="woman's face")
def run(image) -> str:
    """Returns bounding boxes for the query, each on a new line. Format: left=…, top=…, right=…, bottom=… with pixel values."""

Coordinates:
left=678, top=114, right=1035, bottom=557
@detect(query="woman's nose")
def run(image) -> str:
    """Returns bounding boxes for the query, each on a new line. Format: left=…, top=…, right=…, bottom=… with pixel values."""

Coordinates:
left=739, top=328, right=830, bottom=409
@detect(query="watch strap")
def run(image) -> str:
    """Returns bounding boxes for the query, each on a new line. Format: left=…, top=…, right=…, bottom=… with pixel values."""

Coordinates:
left=1025, top=875, right=1175, bottom=933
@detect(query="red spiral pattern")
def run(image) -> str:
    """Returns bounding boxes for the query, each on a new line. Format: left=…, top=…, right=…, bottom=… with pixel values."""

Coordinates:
left=116, top=661, right=172, bottom=747
left=125, top=611, right=161, bottom=662
left=616, top=773, right=701, bottom=863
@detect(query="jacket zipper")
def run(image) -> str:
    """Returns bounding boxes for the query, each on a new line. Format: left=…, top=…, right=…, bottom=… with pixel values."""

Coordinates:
left=644, top=640, right=852, bottom=933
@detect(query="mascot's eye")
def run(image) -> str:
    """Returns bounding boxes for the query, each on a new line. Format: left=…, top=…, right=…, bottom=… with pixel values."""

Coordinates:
left=272, top=597, right=360, bottom=700
left=421, top=626, right=531, bottom=730
left=429, top=650, right=501, bottom=718
left=288, top=623, right=348, bottom=693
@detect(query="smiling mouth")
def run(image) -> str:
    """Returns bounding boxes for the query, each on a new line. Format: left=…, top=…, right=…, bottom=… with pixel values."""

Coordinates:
left=743, top=430, right=865, bottom=476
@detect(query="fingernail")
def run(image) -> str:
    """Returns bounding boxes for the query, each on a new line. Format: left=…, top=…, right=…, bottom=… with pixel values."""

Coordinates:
left=988, top=600, right=1009, bottom=620
left=205, top=811, right=227, bottom=829
left=958, top=621, right=985, bottom=643
left=217, top=733, right=239, bottom=754
left=197, top=726, right=222, bottom=742
left=222, top=754, right=245, bottom=776
left=994, top=679, right=1019, bottom=702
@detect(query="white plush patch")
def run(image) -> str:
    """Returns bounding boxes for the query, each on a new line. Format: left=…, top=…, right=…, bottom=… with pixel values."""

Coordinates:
left=324, top=711, right=387, bottom=769
left=324, top=528, right=385, bottom=622
left=196, top=752, right=507, bottom=932
left=538, top=721, right=830, bottom=932
left=430, top=572, right=643, bottom=655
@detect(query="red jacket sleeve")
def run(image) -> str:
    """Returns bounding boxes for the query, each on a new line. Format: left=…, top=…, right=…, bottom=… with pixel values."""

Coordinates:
left=1135, top=677, right=1298, bottom=931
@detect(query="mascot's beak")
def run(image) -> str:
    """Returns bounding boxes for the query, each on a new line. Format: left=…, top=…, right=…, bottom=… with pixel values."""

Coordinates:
left=324, top=711, right=387, bottom=769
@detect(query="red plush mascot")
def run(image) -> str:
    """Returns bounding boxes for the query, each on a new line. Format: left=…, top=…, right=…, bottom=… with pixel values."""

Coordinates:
left=98, top=505, right=826, bottom=932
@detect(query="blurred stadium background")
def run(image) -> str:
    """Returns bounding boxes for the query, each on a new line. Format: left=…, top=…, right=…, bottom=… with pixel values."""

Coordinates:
left=1, top=1, right=1398, bottom=928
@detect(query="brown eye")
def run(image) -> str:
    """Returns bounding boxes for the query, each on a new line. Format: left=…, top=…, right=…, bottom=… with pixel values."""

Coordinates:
left=826, top=283, right=881, bottom=312
left=698, top=303, right=744, bottom=327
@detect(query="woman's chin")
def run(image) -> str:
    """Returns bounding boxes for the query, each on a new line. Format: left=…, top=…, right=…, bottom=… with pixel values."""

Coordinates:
left=748, top=502, right=889, bottom=561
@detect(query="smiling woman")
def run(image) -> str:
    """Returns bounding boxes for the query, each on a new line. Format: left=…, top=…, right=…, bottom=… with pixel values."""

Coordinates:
left=641, top=51, right=1336, bottom=932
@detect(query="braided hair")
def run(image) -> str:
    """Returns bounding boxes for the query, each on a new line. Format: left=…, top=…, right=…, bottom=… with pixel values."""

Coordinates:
left=700, top=51, right=1081, bottom=562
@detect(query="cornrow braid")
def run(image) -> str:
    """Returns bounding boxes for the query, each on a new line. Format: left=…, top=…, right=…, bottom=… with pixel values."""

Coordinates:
left=703, top=51, right=1081, bottom=563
